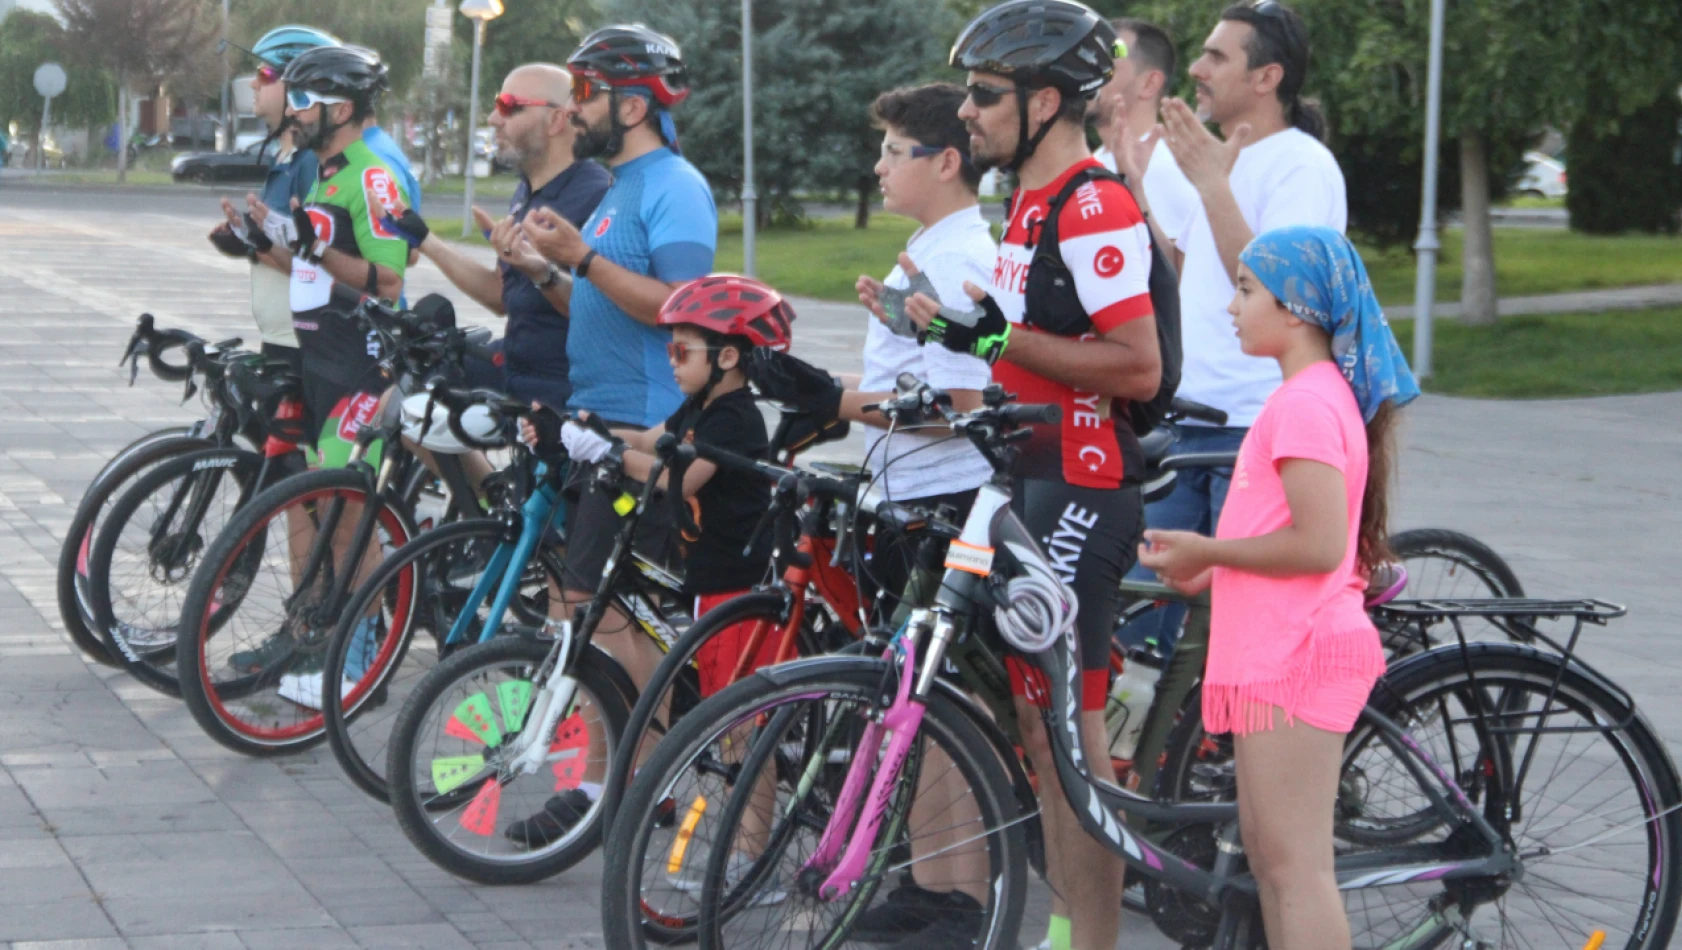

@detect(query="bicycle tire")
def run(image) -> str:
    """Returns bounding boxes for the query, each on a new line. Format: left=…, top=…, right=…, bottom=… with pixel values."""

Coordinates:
left=323, top=517, right=565, bottom=802
left=56, top=428, right=203, bottom=665
left=385, top=635, right=629, bottom=884
left=599, top=588, right=800, bottom=833
left=86, top=447, right=264, bottom=696
left=1348, top=643, right=1682, bottom=950
left=600, top=663, right=1027, bottom=950
left=1388, top=528, right=1524, bottom=599
left=176, top=467, right=415, bottom=756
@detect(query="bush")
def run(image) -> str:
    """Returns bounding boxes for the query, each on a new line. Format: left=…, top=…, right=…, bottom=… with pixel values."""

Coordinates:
left=1567, top=92, right=1682, bottom=235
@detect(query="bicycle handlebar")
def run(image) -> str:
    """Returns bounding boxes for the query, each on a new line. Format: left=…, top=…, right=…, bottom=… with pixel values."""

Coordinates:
left=1168, top=397, right=1228, bottom=427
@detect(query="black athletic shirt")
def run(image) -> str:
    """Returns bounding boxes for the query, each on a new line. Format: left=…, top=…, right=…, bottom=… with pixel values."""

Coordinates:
left=666, top=388, right=771, bottom=595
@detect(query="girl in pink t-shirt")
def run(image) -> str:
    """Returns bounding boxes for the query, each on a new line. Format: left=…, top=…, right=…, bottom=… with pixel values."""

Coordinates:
left=1138, top=225, right=1419, bottom=950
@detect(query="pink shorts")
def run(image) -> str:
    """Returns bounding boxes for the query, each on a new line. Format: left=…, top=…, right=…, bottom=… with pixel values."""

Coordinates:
left=1247, top=669, right=1377, bottom=734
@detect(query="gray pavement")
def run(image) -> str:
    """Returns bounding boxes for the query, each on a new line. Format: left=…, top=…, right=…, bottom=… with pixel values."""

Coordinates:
left=0, top=186, right=1678, bottom=948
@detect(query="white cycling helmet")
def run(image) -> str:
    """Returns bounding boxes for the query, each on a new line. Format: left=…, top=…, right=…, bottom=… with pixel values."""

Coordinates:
left=400, top=392, right=501, bottom=454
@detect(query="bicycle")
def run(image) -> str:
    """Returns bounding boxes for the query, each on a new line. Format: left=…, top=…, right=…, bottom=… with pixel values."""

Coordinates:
left=602, top=384, right=1682, bottom=950
left=57, top=315, right=253, bottom=665
left=320, top=384, right=686, bottom=803
left=83, top=340, right=307, bottom=696
left=173, top=296, right=493, bottom=756
left=382, top=420, right=704, bottom=885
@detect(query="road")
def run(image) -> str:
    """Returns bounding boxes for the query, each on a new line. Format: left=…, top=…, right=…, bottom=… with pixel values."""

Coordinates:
left=0, top=185, right=1676, bottom=948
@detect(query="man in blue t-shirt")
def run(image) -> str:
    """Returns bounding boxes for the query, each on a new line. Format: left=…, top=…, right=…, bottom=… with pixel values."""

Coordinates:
left=505, top=24, right=716, bottom=848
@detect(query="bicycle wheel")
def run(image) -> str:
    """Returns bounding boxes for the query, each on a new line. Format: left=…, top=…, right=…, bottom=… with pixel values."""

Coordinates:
left=1383, top=528, right=1525, bottom=656
left=323, top=518, right=564, bottom=802
left=86, top=448, right=264, bottom=696
left=1341, top=643, right=1682, bottom=950
left=600, top=588, right=810, bottom=833
left=600, top=663, right=1027, bottom=950
left=176, top=467, right=414, bottom=756
left=385, top=635, right=628, bottom=884
left=56, top=428, right=203, bottom=665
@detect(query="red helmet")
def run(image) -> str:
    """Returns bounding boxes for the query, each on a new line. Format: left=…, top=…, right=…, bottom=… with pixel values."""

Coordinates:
left=659, top=275, right=796, bottom=352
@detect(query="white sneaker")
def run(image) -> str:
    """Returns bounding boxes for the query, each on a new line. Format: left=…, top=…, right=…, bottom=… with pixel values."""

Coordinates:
left=277, top=672, right=354, bottom=710
left=668, top=850, right=787, bottom=906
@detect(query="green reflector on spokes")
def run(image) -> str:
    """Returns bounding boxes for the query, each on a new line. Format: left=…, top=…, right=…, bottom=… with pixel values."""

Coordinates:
left=498, top=680, right=533, bottom=733
left=452, top=693, right=502, bottom=746
left=431, top=754, right=486, bottom=794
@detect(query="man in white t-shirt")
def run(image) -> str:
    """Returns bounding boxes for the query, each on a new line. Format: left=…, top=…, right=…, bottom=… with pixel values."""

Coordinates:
left=1092, top=18, right=1198, bottom=275
left=1118, top=0, right=1346, bottom=653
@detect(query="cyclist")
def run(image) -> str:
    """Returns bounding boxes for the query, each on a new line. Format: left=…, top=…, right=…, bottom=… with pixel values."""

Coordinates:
left=385, top=62, right=609, bottom=412
left=208, top=25, right=336, bottom=377
left=507, top=275, right=792, bottom=854
left=518, top=24, right=715, bottom=752
left=227, top=44, right=414, bottom=695
left=906, top=3, right=1161, bottom=948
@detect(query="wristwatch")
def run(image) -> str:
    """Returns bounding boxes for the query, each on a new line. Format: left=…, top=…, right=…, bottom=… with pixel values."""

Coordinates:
left=539, top=261, right=565, bottom=289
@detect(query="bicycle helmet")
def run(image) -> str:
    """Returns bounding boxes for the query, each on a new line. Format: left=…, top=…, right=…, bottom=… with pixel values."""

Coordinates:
left=659, top=275, right=796, bottom=353
left=250, top=25, right=339, bottom=67
left=282, top=45, right=390, bottom=108
left=951, top=0, right=1119, bottom=170
left=399, top=394, right=501, bottom=455
left=566, top=25, right=690, bottom=107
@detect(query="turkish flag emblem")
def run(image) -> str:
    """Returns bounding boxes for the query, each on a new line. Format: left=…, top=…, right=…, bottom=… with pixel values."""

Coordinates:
left=594, top=216, right=613, bottom=238
left=1093, top=245, right=1124, bottom=278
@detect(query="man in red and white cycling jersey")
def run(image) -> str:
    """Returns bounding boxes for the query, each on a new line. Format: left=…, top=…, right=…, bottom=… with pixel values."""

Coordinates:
left=907, top=3, right=1162, bottom=948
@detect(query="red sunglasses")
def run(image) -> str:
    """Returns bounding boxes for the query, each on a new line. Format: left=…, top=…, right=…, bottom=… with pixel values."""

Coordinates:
left=256, top=64, right=282, bottom=86
left=666, top=341, right=724, bottom=363
left=570, top=73, right=608, bottom=104
left=493, top=92, right=559, bottom=117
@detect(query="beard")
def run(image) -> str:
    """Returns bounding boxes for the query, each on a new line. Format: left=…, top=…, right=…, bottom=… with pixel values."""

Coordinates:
left=571, top=110, right=621, bottom=161
left=497, top=124, right=546, bottom=171
left=966, top=122, right=1012, bottom=173
left=297, top=114, right=334, bottom=153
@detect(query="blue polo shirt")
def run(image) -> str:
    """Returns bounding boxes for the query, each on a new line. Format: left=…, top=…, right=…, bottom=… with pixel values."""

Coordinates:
left=494, top=160, right=611, bottom=408
left=566, top=147, right=717, bottom=427
left=363, top=126, right=420, bottom=214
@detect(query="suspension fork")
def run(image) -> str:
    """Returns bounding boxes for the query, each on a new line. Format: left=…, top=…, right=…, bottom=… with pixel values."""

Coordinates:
left=807, top=609, right=960, bottom=900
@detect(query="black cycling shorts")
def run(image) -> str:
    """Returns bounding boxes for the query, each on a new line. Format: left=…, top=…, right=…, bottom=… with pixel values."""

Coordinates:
left=1005, top=478, right=1144, bottom=711
left=560, top=463, right=678, bottom=594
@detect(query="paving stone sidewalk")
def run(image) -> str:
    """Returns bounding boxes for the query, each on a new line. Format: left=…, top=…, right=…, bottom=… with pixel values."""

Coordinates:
left=0, top=194, right=1677, bottom=948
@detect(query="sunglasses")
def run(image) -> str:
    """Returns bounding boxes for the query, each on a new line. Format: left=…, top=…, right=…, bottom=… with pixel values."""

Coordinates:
left=494, top=92, right=558, bottom=117
left=286, top=88, right=348, bottom=111
left=967, top=81, right=1016, bottom=108
left=570, top=73, right=607, bottom=104
left=666, top=341, right=725, bottom=363
left=256, top=64, right=282, bottom=86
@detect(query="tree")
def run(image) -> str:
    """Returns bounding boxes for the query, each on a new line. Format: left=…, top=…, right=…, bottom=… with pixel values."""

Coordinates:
left=0, top=9, right=115, bottom=158
left=1566, top=90, right=1682, bottom=235
left=56, top=0, right=218, bottom=181
left=604, top=0, right=955, bottom=227
left=229, top=0, right=433, bottom=97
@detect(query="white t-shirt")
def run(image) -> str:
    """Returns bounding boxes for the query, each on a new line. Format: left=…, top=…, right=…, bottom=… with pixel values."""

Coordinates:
left=1094, top=138, right=1199, bottom=245
left=1174, top=128, right=1347, bottom=428
left=859, top=205, right=996, bottom=501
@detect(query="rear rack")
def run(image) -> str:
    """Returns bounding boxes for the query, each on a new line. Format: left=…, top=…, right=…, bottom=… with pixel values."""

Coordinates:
left=1376, top=598, right=1626, bottom=623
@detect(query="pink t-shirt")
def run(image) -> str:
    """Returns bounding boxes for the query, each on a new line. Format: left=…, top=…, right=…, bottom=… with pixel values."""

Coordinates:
left=1202, top=361, right=1385, bottom=735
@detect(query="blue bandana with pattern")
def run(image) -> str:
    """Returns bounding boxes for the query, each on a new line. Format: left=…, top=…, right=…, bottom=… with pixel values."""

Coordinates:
left=1239, top=226, right=1421, bottom=422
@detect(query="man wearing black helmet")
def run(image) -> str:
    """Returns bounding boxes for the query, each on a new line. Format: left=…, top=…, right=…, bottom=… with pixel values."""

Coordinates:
left=504, top=24, right=716, bottom=846
left=904, top=2, right=1162, bottom=947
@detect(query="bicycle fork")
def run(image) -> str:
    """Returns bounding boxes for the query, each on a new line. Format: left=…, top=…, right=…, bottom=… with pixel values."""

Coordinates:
left=805, top=609, right=958, bottom=900
left=503, top=619, right=581, bottom=775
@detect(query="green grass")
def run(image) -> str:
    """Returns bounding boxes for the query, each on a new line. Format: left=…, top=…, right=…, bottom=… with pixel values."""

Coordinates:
left=8, top=169, right=178, bottom=186
left=1500, top=194, right=1566, bottom=210
left=1392, top=306, right=1682, bottom=398
left=416, top=216, right=491, bottom=247
left=1361, top=229, right=1682, bottom=306
left=712, top=214, right=922, bottom=301
left=422, top=176, right=520, bottom=201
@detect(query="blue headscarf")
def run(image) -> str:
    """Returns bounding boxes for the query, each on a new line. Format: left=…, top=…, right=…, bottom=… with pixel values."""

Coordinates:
left=1238, top=226, right=1421, bottom=422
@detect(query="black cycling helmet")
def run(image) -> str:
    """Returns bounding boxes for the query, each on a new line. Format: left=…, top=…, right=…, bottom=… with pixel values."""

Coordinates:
left=952, top=0, right=1119, bottom=170
left=281, top=44, right=390, bottom=109
left=566, top=24, right=689, bottom=107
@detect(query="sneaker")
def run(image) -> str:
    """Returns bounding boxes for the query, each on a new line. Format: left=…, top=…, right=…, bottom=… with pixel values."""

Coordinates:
left=228, top=632, right=297, bottom=674
left=848, top=883, right=982, bottom=943
left=277, top=670, right=351, bottom=710
left=668, top=850, right=787, bottom=907
left=112, top=621, right=175, bottom=653
left=503, top=789, right=594, bottom=848
left=342, top=616, right=380, bottom=682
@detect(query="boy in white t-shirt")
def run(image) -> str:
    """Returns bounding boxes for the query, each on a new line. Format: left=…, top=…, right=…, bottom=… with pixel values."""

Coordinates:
left=846, top=83, right=998, bottom=616
left=1117, top=0, right=1347, bottom=653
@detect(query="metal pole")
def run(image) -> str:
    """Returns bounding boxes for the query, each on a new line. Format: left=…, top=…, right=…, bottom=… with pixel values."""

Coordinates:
left=741, top=0, right=756, bottom=277
left=219, top=0, right=230, bottom=151
left=37, top=94, right=52, bottom=175
left=1410, top=0, right=1447, bottom=379
left=462, top=18, right=485, bottom=237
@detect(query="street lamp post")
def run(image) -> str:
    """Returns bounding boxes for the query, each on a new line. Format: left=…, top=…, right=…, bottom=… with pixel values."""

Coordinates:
left=219, top=0, right=230, bottom=151
left=459, top=0, right=504, bottom=237
left=1410, top=0, right=1447, bottom=379
left=741, top=0, right=756, bottom=276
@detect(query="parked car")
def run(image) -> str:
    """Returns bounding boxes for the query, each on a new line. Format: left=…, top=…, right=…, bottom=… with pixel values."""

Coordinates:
left=1517, top=151, right=1567, bottom=199
left=171, top=138, right=277, bottom=184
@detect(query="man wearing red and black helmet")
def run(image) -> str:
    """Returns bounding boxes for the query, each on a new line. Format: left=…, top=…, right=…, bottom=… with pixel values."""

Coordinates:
left=903, top=2, right=1166, bottom=948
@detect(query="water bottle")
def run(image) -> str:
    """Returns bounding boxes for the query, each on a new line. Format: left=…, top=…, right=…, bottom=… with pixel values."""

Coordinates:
left=1109, top=651, right=1161, bottom=761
